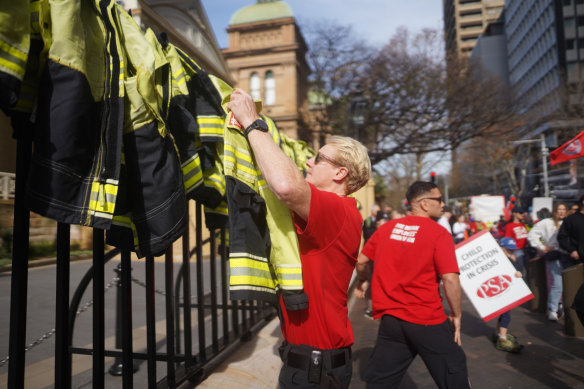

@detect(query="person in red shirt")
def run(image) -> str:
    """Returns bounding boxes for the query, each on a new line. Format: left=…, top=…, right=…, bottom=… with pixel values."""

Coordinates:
left=354, top=181, right=470, bottom=388
left=228, top=89, right=371, bottom=388
left=504, top=207, right=529, bottom=280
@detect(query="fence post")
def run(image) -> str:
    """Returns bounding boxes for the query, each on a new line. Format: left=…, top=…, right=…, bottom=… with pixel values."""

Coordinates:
left=7, top=114, right=32, bottom=389
left=109, top=263, right=138, bottom=376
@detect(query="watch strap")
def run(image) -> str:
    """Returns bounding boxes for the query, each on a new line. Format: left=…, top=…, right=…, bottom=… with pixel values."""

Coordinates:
left=244, top=119, right=268, bottom=137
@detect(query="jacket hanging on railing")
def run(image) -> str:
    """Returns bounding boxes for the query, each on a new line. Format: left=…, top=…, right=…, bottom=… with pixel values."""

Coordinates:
left=0, top=1, right=30, bottom=110
left=105, top=14, right=187, bottom=257
left=163, top=42, right=228, bottom=209
left=167, top=44, right=231, bottom=227
left=0, top=0, right=47, bottom=116
left=224, top=111, right=309, bottom=310
left=24, top=0, right=125, bottom=229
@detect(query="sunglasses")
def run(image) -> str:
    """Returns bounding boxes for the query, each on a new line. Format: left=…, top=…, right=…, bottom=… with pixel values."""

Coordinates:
left=314, top=151, right=342, bottom=167
left=417, top=196, right=443, bottom=203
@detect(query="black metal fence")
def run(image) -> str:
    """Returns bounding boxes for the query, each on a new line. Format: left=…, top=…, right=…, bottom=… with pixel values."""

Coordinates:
left=6, top=124, right=275, bottom=388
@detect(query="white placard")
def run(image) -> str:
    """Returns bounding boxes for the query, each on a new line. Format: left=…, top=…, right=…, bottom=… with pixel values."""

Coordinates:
left=469, top=195, right=505, bottom=224
left=455, top=230, right=534, bottom=322
left=532, top=197, right=553, bottom=221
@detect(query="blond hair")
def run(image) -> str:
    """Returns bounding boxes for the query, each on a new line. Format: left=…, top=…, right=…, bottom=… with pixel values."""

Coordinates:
left=328, top=135, right=371, bottom=194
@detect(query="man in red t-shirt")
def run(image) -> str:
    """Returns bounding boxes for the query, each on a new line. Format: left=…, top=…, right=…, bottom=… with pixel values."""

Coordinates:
left=354, top=181, right=470, bottom=388
left=504, top=207, right=529, bottom=279
left=228, top=89, right=371, bottom=388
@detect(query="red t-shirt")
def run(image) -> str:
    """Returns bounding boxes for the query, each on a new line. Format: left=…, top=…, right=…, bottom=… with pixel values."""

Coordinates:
left=279, top=183, right=363, bottom=349
left=362, top=215, right=460, bottom=325
left=504, top=222, right=528, bottom=249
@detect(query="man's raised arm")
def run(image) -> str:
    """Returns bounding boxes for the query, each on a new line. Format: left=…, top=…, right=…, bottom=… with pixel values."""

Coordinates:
left=227, top=89, right=311, bottom=220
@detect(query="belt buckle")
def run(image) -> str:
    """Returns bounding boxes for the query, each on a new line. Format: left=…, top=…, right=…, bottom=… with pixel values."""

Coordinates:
left=307, top=349, right=322, bottom=383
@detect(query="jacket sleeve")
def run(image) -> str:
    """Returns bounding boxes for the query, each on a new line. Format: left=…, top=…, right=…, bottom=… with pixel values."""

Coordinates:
left=527, top=220, right=546, bottom=251
left=558, top=217, right=576, bottom=254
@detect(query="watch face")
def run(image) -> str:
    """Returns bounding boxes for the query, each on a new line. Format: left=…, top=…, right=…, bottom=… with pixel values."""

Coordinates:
left=255, top=119, right=269, bottom=131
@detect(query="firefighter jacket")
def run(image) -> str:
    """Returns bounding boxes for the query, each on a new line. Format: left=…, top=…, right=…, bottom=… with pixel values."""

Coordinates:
left=224, top=112, right=308, bottom=310
left=25, top=0, right=125, bottom=230
left=105, top=16, right=187, bottom=257
left=0, top=0, right=30, bottom=110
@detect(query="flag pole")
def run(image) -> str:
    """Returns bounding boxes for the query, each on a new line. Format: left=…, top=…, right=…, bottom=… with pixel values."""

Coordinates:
left=540, top=134, right=550, bottom=197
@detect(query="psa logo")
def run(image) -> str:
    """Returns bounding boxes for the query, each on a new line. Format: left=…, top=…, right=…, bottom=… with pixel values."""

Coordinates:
left=476, top=275, right=513, bottom=298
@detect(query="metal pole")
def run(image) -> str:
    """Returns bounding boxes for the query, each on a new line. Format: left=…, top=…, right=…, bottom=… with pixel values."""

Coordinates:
left=55, top=223, right=71, bottom=389
left=540, top=134, right=550, bottom=197
left=109, top=261, right=138, bottom=377
left=93, top=229, right=105, bottom=389
left=8, top=114, right=32, bottom=389
left=109, top=264, right=123, bottom=376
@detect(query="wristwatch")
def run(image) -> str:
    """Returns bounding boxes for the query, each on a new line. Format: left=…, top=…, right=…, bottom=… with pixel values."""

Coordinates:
left=244, top=119, right=269, bottom=137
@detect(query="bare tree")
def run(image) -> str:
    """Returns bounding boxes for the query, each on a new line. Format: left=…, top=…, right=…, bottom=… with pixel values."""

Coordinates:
left=450, top=134, right=533, bottom=206
left=301, top=23, right=523, bottom=168
left=299, top=20, right=374, bottom=143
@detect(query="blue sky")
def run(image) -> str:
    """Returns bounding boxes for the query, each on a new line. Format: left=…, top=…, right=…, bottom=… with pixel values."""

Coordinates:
left=200, top=0, right=444, bottom=49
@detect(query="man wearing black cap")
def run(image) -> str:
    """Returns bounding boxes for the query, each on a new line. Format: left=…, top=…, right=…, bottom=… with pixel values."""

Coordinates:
left=504, top=207, right=529, bottom=280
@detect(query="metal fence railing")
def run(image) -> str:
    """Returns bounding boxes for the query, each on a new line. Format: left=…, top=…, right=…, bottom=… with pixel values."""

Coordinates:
left=6, top=120, right=275, bottom=388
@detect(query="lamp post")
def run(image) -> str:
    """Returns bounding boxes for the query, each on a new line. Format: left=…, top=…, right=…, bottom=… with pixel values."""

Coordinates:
left=512, top=134, right=550, bottom=197
left=347, top=87, right=368, bottom=141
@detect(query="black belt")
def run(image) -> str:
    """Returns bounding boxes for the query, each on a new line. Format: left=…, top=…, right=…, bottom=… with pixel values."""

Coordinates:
left=286, top=347, right=350, bottom=370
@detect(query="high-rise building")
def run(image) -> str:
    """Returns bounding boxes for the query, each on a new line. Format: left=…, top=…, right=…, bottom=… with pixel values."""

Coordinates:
left=443, top=0, right=506, bottom=59
left=471, top=20, right=510, bottom=85
left=503, top=0, right=584, bottom=202
left=505, top=0, right=563, bottom=114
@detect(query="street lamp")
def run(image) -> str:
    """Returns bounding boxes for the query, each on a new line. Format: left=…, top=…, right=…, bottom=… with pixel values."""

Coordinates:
left=512, top=134, right=550, bottom=197
left=348, top=87, right=368, bottom=141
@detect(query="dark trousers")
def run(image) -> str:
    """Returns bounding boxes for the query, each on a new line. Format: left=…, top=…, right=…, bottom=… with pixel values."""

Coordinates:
left=363, top=315, right=470, bottom=389
left=278, top=341, right=352, bottom=389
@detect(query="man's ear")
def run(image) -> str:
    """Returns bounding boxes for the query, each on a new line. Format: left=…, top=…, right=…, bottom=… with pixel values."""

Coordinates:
left=333, top=166, right=349, bottom=183
left=417, top=199, right=429, bottom=213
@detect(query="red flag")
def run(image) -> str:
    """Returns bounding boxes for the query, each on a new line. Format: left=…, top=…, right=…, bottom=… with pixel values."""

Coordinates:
left=550, top=130, right=584, bottom=166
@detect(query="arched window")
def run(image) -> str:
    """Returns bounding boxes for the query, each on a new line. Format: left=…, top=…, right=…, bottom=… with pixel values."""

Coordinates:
left=264, top=70, right=275, bottom=105
left=250, top=72, right=261, bottom=100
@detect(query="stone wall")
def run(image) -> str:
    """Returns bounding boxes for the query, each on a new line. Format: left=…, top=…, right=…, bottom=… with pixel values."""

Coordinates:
left=0, top=201, right=58, bottom=244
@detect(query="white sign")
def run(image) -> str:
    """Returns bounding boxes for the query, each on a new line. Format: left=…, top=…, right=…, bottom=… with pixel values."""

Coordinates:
left=455, top=230, right=533, bottom=322
left=532, top=197, right=553, bottom=221
left=470, top=195, right=505, bottom=224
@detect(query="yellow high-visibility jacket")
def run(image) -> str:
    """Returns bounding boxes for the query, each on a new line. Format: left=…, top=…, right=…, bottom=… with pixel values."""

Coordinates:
left=224, top=111, right=309, bottom=310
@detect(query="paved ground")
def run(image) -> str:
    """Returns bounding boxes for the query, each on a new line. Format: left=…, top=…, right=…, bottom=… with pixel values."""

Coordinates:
left=200, top=284, right=584, bottom=389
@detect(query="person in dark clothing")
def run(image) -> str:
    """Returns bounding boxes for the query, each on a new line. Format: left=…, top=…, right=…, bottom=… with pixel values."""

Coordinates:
left=558, top=195, right=584, bottom=264
left=363, top=204, right=381, bottom=243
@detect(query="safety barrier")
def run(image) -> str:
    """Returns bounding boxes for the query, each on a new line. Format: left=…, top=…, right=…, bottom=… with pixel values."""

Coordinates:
left=6, top=122, right=275, bottom=388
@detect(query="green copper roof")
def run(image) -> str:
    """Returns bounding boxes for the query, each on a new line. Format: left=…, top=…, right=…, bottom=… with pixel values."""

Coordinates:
left=229, top=0, right=293, bottom=26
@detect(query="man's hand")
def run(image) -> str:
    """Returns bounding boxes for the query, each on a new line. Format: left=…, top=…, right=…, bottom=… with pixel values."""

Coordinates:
left=226, top=89, right=259, bottom=129
left=448, top=315, right=462, bottom=346
left=571, top=250, right=580, bottom=260
left=353, top=280, right=369, bottom=299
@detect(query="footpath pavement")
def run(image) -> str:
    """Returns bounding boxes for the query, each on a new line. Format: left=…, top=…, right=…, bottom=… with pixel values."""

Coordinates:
left=198, top=282, right=584, bottom=389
